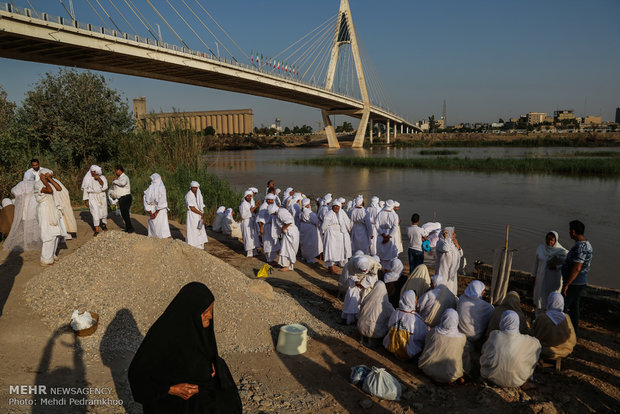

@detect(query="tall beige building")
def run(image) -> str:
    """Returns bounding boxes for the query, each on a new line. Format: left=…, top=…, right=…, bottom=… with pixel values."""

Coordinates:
left=133, top=97, right=253, bottom=135
left=527, top=112, right=546, bottom=125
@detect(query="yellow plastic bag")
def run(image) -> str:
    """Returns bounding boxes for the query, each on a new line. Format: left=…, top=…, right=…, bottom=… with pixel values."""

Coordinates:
left=257, top=263, right=272, bottom=278
left=385, top=322, right=410, bottom=360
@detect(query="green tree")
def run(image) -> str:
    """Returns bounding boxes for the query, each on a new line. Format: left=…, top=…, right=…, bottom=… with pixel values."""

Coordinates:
left=204, top=126, right=216, bottom=136
left=428, top=115, right=437, bottom=132
left=17, top=68, right=132, bottom=168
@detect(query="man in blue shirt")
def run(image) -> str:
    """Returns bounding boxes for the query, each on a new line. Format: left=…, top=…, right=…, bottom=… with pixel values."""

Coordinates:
left=561, top=220, right=593, bottom=335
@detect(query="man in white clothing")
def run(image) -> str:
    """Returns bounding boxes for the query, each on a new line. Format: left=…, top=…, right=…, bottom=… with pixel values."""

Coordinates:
left=143, top=173, right=171, bottom=238
left=240, top=190, right=259, bottom=257
left=407, top=213, right=428, bottom=272
left=111, top=165, right=134, bottom=233
left=81, top=165, right=108, bottom=235
left=276, top=205, right=299, bottom=271
left=375, top=200, right=399, bottom=267
left=25, top=158, right=42, bottom=181
left=342, top=256, right=379, bottom=324
left=321, top=202, right=347, bottom=274
left=36, top=171, right=65, bottom=265
left=185, top=181, right=208, bottom=249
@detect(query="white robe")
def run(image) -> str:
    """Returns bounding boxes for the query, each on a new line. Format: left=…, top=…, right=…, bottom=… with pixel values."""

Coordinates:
left=392, top=211, right=403, bottom=254
left=82, top=176, right=108, bottom=227
left=383, top=309, right=429, bottom=358
left=185, top=190, right=208, bottom=249
left=143, top=181, right=171, bottom=238
left=321, top=210, right=346, bottom=265
left=366, top=205, right=381, bottom=256
left=239, top=199, right=259, bottom=252
left=350, top=207, right=373, bottom=254
left=34, top=181, right=65, bottom=264
left=3, top=180, right=41, bottom=252
left=222, top=213, right=240, bottom=238
left=342, top=270, right=378, bottom=323
left=357, top=281, right=394, bottom=338
left=338, top=209, right=353, bottom=261
left=261, top=213, right=280, bottom=262
left=276, top=208, right=299, bottom=268
left=51, top=179, right=77, bottom=234
left=418, top=285, right=458, bottom=327
left=212, top=212, right=225, bottom=233
left=457, top=295, right=495, bottom=342
left=531, top=242, right=567, bottom=314
left=436, top=237, right=463, bottom=295
left=375, top=210, right=399, bottom=266
left=299, top=207, right=322, bottom=262
left=481, top=331, right=541, bottom=387
left=418, top=329, right=470, bottom=383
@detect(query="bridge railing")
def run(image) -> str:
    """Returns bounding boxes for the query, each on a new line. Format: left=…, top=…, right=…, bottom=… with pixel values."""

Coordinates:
left=2, top=2, right=399, bottom=116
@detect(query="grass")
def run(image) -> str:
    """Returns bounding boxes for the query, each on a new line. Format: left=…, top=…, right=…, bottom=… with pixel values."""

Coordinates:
left=288, top=156, right=620, bottom=177
left=387, top=137, right=620, bottom=148
left=419, top=150, right=459, bottom=156
left=572, top=151, right=620, bottom=157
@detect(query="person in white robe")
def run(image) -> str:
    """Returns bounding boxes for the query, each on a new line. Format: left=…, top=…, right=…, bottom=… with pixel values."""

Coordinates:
left=481, top=310, right=541, bottom=388
left=261, top=204, right=281, bottom=263
left=531, top=292, right=577, bottom=360
left=35, top=172, right=65, bottom=265
left=211, top=206, right=226, bottom=233
left=81, top=165, right=108, bottom=235
left=417, top=275, right=458, bottom=327
left=375, top=200, right=399, bottom=267
left=25, top=158, right=42, bottom=181
left=392, top=201, right=403, bottom=254
left=45, top=170, right=76, bottom=238
left=143, top=173, right=171, bottom=239
left=418, top=308, right=471, bottom=383
left=184, top=181, right=208, bottom=249
left=274, top=189, right=282, bottom=206
left=239, top=190, right=259, bottom=257
left=531, top=231, right=567, bottom=315
left=1, top=198, right=13, bottom=208
left=287, top=193, right=303, bottom=228
left=357, top=280, right=394, bottom=345
left=317, top=193, right=332, bottom=224
left=321, top=202, right=347, bottom=274
left=350, top=196, right=373, bottom=254
left=345, top=200, right=354, bottom=217
left=256, top=193, right=276, bottom=233
left=435, top=227, right=464, bottom=295
left=342, top=256, right=379, bottom=324
left=338, top=251, right=365, bottom=297
left=3, top=171, right=41, bottom=252
left=336, top=197, right=353, bottom=264
left=282, top=187, right=294, bottom=207
left=276, top=205, right=299, bottom=271
left=222, top=208, right=240, bottom=238
left=383, top=290, right=429, bottom=359
left=366, top=196, right=381, bottom=256
left=457, top=280, right=494, bottom=343
left=299, top=198, right=322, bottom=263
left=384, top=257, right=405, bottom=307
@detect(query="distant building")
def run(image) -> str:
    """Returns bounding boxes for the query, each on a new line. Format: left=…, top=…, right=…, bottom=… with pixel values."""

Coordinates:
left=582, top=116, right=602, bottom=125
left=491, top=122, right=505, bottom=129
left=527, top=112, right=546, bottom=125
left=554, top=110, right=576, bottom=122
left=615, top=107, right=620, bottom=123
left=133, top=97, right=253, bottom=135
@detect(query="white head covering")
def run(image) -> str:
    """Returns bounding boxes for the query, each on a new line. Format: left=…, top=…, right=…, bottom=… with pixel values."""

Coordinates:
left=399, top=290, right=417, bottom=312
left=379, top=201, right=385, bottom=208
left=370, top=196, right=379, bottom=208
left=39, top=168, right=52, bottom=175
left=345, top=200, right=353, bottom=211
left=384, top=200, right=394, bottom=211
left=435, top=308, right=462, bottom=337
left=216, top=206, right=226, bottom=214
left=91, top=165, right=102, bottom=175
left=330, top=200, right=340, bottom=207
left=250, top=187, right=258, bottom=193
left=187, top=181, right=204, bottom=211
left=431, top=274, right=445, bottom=288
left=301, top=198, right=310, bottom=207
left=545, top=292, right=566, bottom=326
left=371, top=255, right=380, bottom=263
left=323, top=193, right=332, bottom=204
left=267, top=204, right=279, bottom=214
left=81, top=165, right=102, bottom=190
left=464, top=280, right=485, bottom=299
left=444, top=227, right=455, bottom=239
left=499, top=310, right=520, bottom=334
left=243, top=190, right=253, bottom=198
left=144, top=173, right=165, bottom=207
left=284, top=187, right=293, bottom=195
left=150, top=173, right=161, bottom=183
left=190, top=181, right=200, bottom=188
left=357, top=280, right=394, bottom=339
left=225, top=208, right=233, bottom=217
left=393, top=201, right=400, bottom=208
left=1, top=198, right=13, bottom=208
left=540, top=230, right=566, bottom=260
left=384, top=257, right=404, bottom=283
left=265, top=193, right=276, bottom=201
left=353, top=250, right=364, bottom=257
left=275, top=188, right=282, bottom=195
left=354, top=196, right=363, bottom=207
left=356, top=256, right=370, bottom=274
left=23, top=171, right=36, bottom=181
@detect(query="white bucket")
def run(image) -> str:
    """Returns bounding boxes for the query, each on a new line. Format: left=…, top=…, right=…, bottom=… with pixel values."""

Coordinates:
left=276, top=324, right=308, bottom=355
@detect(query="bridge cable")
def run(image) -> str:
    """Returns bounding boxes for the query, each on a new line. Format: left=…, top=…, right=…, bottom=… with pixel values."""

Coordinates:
left=180, top=0, right=236, bottom=61
left=144, top=0, right=190, bottom=49
left=84, top=0, right=112, bottom=31
left=25, top=0, right=40, bottom=18
left=106, top=0, right=138, bottom=36
left=274, top=13, right=337, bottom=60
left=164, top=0, right=218, bottom=57
left=291, top=18, right=337, bottom=80
left=91, top=0, right=124, bottom=33
left=300, top=21, right=338, bottom=81
left=122, top=0, right=160, bottom=41
left=307, top=30, right=334, bottom=84
left=192, top=0, right=250, bottom=62
left=279, top=14, right=337, bottom=65
left=57, top=0, right=75, bottom=21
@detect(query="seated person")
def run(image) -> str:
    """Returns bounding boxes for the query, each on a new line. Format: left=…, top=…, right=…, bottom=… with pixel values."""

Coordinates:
left=417, top=274, right=458, bottom=327
left=457, top=280, right=494, bottom=342
left=531, top=292, right=576, bottom=360
left=485, top=291, right=530, bottom=339
left=383, top=290, right=429, bottom=359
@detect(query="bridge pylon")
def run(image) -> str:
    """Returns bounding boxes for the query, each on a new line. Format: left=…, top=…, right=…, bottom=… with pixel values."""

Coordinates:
left=323, top=0, right=370, bottom=148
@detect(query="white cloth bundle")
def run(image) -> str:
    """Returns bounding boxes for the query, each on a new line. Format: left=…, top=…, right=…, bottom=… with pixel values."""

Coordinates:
left=70, top=310, right=95, bottom=331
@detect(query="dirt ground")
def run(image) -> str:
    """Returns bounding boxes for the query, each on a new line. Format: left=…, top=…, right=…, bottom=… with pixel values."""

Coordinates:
left=0, top=210, right=618, bottom=413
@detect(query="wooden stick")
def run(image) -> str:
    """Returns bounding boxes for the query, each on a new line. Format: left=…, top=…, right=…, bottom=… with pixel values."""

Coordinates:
left=504, top=224, right=510, bottom=250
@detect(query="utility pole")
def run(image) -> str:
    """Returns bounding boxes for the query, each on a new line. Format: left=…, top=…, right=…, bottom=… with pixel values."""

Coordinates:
left=442, top=99, right=447, bottom=128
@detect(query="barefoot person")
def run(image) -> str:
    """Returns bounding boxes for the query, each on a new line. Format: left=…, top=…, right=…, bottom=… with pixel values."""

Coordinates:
left=143, top=173, right=171, bottom=239
left=128, top=282, right=242, bottom=413
left=36, top=170, right=65, bottom=266
left=185, top=181, right=208, bottom=250
left=81, top=165, right=108, bottom=236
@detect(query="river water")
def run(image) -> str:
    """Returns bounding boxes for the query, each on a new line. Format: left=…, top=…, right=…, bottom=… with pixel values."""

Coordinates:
left=205, top=147, right=620, bottom=289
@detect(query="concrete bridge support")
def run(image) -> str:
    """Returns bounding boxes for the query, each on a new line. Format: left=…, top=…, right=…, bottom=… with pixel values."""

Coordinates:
left=321, top=110, right=340, bottom=148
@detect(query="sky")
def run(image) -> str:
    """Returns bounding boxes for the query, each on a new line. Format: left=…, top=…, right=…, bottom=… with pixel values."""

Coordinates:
left=1, top=0, right=619, bottom=128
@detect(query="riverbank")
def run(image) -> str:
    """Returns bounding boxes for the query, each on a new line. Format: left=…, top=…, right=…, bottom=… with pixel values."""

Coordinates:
left=287, top=155, right=620, bottom=177
left=0, top=210, right=618, bottom=413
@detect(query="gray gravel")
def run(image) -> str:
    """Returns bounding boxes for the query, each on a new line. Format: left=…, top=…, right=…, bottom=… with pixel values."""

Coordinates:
left=24, top=230, right=336, bottom=356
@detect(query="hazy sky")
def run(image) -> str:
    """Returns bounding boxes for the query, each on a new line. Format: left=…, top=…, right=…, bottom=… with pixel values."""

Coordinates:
left=1, top=0, right=619, bottom=127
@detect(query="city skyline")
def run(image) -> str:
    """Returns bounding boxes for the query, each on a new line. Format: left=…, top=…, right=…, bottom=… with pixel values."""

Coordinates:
left=0, top=0, right=619, bottom=128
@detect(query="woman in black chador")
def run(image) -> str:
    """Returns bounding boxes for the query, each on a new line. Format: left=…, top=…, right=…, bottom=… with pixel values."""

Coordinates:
left=128, top=282, right=242, bottom=413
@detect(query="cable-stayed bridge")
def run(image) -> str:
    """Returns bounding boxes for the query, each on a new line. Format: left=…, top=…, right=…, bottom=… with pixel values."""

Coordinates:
left=0, top=0, right=418, bottom=147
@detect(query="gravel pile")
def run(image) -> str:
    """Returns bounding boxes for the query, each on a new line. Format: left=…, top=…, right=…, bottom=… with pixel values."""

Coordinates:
left=24, top=230, right=335, bottom=355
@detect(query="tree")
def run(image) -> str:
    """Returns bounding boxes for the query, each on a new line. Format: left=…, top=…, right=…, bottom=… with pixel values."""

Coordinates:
left=204, top=126, right=216, bottom=136
left=336, top=121, right=354, bottom=133
left=428, top=115, right=437, bottom=132
left=17, top=68, right=133, bottom=168
left=283, top=126, right=291, bottom=134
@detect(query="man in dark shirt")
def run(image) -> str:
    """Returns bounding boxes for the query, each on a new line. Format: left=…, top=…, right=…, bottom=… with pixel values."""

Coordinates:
left=561, top=220, right=593, bottom=335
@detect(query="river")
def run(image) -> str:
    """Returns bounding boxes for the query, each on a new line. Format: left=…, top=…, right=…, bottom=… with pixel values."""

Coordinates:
left=205, top=147, right=620, bottom=289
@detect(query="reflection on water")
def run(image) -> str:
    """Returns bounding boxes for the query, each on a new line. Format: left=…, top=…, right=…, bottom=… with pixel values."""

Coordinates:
left=206, top=147, right=620, bottom=289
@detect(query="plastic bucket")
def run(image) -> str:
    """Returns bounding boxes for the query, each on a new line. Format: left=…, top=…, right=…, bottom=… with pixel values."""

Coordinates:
left=276, top=324, right=307, bottom=355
